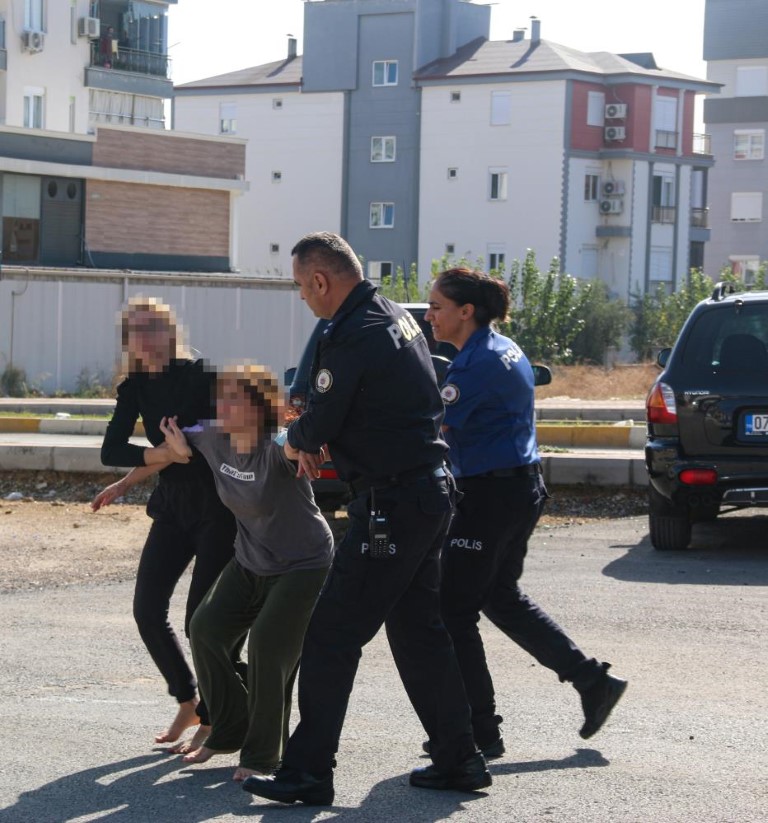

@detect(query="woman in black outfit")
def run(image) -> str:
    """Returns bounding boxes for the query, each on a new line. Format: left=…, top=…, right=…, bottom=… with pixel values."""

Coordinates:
left=93, top=297, right=236, bottom=752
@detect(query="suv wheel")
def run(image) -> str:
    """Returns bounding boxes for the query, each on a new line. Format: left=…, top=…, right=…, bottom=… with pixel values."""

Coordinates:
left=648, top=485, right=692, bottom=551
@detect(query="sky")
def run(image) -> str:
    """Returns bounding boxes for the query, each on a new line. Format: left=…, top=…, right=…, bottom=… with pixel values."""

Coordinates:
left=167, top=0, right=708, bottom=88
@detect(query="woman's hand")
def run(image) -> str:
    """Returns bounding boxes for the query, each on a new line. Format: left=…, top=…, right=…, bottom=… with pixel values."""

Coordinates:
left=91, top=477, right=128, bottom=511
left=159, top=416, right=193, bottom=463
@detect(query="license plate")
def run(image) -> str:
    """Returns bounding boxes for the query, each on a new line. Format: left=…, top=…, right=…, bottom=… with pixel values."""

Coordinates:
left=744, top=413, right=768, bottom=435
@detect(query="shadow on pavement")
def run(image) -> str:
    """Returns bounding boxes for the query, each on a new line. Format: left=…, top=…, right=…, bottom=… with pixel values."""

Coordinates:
left=603, top=513, right=768, bottom=587
left=489, top=747, right=608, bottom=777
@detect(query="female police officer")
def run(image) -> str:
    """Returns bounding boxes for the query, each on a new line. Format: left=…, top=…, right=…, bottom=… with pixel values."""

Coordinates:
left=423, top=267, right=627, bottom=756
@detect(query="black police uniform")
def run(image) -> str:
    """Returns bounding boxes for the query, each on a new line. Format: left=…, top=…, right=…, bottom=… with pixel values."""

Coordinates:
left=438, top=327, right=605, bottom=748
left=282, top=280, right=477, bottom=776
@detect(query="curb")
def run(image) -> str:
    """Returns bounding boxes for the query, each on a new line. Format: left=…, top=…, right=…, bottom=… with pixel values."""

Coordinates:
left=0, top=418, right=145, bottom=436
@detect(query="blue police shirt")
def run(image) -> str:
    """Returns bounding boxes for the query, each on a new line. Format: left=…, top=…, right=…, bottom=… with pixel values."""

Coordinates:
left=441, top=326, right=539, bottom=478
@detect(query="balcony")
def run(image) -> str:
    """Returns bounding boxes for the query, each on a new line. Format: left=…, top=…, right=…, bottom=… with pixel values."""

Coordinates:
left=654, top=130, right=678, bottom=150
left=89, top=40, right=170, bottom=78
left=690, top=207, right=709, bottom=228
left=693, top=133, right=712, bottom=156
left=652, top=206, right=676, bottom=224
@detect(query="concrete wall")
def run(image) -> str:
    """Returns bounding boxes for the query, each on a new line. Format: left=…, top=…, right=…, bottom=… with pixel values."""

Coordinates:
left=0, top=271, right=319, bottom=393
left=704, top=0, right=768, bottom=61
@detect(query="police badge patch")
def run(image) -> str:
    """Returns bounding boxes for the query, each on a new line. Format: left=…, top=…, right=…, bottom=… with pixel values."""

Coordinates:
left=315, top=369, right=333, bottom=393
left=441, top=383, right=460, bottom=404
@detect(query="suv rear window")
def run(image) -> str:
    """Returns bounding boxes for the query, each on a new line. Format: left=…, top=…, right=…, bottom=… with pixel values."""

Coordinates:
left=678, top=303, right=768, bottom=378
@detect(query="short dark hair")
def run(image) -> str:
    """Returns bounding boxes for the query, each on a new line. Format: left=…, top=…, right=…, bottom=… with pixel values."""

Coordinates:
left=291, top=232, right=363, bottom=280
left=433, top=268, right=510, bottom=326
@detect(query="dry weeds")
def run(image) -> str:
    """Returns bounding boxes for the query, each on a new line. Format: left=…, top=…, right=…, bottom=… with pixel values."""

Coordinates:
left=537, top=363, right=659, bottom=400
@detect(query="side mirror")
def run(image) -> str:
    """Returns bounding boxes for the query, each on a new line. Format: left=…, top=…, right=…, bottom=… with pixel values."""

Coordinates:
left=657, top=348, right=671, bottom=368
left=531, top=364, right=552, bottom=387
left=284, top=366, right=297, bottom=387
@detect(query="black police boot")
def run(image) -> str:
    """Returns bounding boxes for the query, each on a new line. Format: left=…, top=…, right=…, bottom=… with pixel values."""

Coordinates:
left=422, top=737, right=505, bottom=760
left=242, top=766, right=334, bottom=806
left=410, top=751, right=492, bottom=792
left=577, top=663, right=628, bottom=739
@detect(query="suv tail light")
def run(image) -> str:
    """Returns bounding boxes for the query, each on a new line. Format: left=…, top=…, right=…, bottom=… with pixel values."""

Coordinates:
left=647, top=381, right=678, bottom=424
left=679, top=468, right=717, bottom=485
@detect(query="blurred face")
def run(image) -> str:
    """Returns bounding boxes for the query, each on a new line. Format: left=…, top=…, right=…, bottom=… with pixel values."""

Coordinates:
left=425, top=285, right=475, bottom=350
left=216, top=379, right=263, bottom=440
left=124, top=309, right=174, bottom=373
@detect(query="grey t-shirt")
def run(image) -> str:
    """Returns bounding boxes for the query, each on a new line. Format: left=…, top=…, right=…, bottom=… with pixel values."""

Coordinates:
left=185, top=424, right=333, bottom=576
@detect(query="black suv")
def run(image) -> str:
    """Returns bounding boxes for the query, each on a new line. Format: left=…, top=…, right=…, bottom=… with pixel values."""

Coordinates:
left=645, top=282, right=768, bottom=550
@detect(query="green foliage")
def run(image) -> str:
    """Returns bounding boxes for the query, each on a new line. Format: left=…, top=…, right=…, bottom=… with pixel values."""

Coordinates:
left=74, top=368, right=113, bottom=398
left=0, top=365, right=31, bottom=397
left=570, top=280, right=632, bottom=365
left=378, top=263, right=430, bottom=302
left=629, top=268, right=715, bottom=360
left=500, top=250, right=586, bottom=363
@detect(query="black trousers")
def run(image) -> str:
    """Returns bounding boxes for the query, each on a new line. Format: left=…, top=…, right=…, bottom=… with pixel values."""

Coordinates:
left=133, top=476, right=236, bottom=724
left=440, top=474, right=601, bottom=747
left=282, top=474, right=477, bottom=776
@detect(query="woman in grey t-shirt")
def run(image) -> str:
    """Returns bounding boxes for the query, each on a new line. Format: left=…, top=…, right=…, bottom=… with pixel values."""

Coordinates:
left=160, top=364, right=333, bottom=782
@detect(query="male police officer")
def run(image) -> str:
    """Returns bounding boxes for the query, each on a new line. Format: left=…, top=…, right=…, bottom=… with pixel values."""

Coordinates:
left=243, top=232, right=489, bottom=805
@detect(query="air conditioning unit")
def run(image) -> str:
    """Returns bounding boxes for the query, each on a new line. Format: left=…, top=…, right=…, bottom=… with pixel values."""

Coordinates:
left=605, top=103, right=627, bottom=119
left=22, top=30, right=45, bottom=53
left=601, top=180, right=625, bottom=197
left=600, top=198, right=624, bottom=215
left=605, top=125, right=626, bottom=142
left=78, top=17, right=101, bottom=38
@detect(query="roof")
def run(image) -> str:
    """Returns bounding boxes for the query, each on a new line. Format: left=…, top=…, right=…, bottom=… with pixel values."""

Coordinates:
left=175, top=56, right=303, bottom=91
left=414, top=38, right=719, bottom=91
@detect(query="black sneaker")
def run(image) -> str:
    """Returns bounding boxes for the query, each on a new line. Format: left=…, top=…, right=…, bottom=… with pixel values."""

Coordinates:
left=422, top=737, right=505, bottom=760
left=410, top=752, right=492, bottom=792
left=578, top=664, right=628, bottom=739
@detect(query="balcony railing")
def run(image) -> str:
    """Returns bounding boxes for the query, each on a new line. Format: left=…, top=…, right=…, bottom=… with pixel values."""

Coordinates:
left=693, top=133, right=712, bottom=155
left=655, top=130, right=678, bottom=150
left=652, top=206, right=677, bottom=224
left=89, top=41, right=171, bottom=78
left=690, top=207, right=709, bottom=228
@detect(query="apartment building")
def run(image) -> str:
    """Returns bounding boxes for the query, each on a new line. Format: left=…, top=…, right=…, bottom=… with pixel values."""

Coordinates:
left=704, top=0, right=768, bottom=280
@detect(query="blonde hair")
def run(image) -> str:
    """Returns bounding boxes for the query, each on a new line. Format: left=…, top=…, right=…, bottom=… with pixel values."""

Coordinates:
left=119, top=296, right=191, bottom=374
left=217, top=363, right=284, bottom=437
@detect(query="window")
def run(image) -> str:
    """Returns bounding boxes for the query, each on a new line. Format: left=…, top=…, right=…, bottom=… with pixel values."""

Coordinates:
left=489, top=170, right=508, bottom=201
left=219, top=102, right=237, bottom=134
left=23, top=89, right=44, bottom=129
left=734, top=130, right=765, bottom=160
left=370, top=202, right=395, bottom=228
left=587, top=92, right=605, bottom=127
left=490, top=91, right=512, bottom=125
left=270, top=243, right=280, bottom=254
left=371, top=136, right=396, bottom=162
left=581, top=245, right=599, bottom=278
left=272, top=171, right=282, bottom=182
left=729, top=255, right=761, bottom=285
left=24, top=0, right=44, bottom=30
left=272, top=98, right=283, bottom=110
left=652, top=174, right=676, bottom=223
left=447, top=167, right=458, bottom=180
left=584, top=174, right=600, bottom=201
left=372, top=60, right=398, bottom=87
left=736, top=66, right=768, bottom=97
left=654, top=95, right=678, bottom=148
left=731, top=192, right=763, bottom=222
left=450, top=91, right=461, bottom=103
left=650, top=247, right=674, bottom=284
left=368, top=261, right=393, bottom=281
left=488, top=252, right=506, bottom=272
left=445, top=244, right=455, bottom=255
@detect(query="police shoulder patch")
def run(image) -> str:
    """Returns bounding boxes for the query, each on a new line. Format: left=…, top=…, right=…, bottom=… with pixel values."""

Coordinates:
left=315, top=369, right=333, bottom=393
left=441, top=383, right=460, bottom=405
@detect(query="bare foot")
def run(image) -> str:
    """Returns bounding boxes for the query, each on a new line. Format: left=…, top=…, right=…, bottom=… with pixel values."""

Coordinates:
left=154, top=699, right=200, bottom=744
left=167, top=724, right=211, bottom=754
left=182, top=745, right=239, bottom=764
left=233, top=767, right=266, bottom=782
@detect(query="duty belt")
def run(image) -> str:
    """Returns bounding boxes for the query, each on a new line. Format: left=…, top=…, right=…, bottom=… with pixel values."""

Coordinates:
left=470, top=462, right=542, bottom=479
left=348, top=464, right=447, bottom=497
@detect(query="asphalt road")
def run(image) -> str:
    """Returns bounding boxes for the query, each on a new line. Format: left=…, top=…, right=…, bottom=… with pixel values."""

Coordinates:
left=0, top=511, right=766, bottom=823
